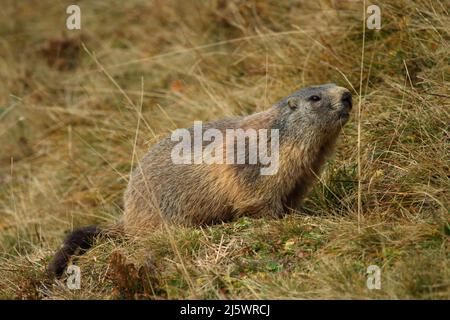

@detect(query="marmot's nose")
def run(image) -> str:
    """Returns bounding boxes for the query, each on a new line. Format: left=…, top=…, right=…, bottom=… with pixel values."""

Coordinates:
left=341, top=90, right=352, bottom=110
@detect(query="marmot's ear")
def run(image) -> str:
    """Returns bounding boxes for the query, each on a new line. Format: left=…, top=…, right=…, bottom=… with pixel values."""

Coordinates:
left=287, top=98, right=298, bottom=110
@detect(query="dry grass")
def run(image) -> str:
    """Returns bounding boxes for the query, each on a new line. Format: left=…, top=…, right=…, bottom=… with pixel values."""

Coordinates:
left=0, top=0, right=448, bottom=299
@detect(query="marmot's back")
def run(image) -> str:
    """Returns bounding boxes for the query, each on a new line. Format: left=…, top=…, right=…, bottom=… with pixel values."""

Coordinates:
left=123, top=114, right=264, bottom=230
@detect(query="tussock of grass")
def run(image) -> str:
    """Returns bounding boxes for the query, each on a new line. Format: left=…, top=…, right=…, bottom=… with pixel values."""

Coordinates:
left=0, top=0, right=448, bottom=299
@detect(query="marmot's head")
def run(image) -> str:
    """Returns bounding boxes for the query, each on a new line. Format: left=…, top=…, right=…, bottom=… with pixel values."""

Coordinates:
left=277, top=83, right=352, bottom=140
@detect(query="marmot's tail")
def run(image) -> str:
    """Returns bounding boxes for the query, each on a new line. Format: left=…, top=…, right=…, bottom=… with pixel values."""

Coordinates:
left=47, top=223, right=123, bottom=278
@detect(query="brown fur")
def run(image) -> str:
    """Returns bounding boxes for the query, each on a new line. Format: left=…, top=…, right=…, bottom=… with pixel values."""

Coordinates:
left=48, top=83, right=352, bottom=277
left=123, top=84, right=352, bottom=233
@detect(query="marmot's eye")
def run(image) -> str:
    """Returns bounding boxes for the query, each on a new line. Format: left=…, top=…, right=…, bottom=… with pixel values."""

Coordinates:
left=309, top=95, right=321, bottom=102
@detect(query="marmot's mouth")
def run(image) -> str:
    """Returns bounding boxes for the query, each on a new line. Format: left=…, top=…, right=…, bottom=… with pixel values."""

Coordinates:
left=339, top=111, right=350, bottom=121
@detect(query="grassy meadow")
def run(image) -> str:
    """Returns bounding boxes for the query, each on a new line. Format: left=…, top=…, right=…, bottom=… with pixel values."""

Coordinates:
left=0, top=0, right=449, bottom=299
